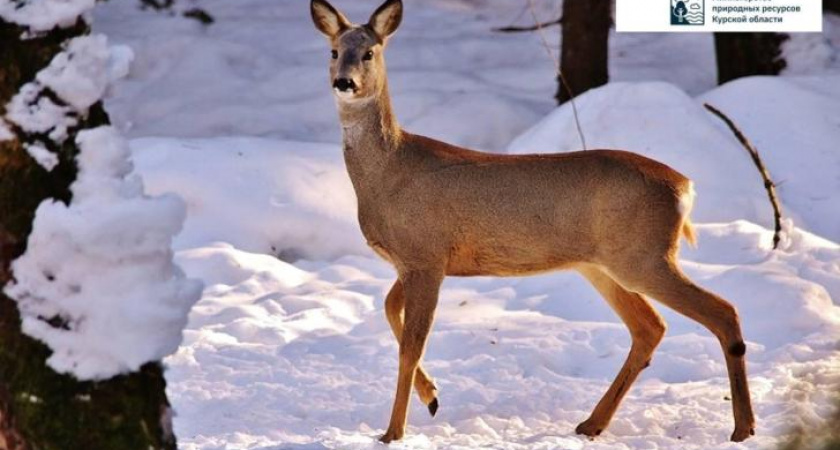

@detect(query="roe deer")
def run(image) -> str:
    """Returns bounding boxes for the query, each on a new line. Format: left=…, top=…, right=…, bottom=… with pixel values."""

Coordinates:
left=310, top=0, right=755, bottom=443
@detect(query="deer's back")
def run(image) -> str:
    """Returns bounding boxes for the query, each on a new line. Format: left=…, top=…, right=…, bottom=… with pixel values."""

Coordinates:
left=363, top=133, right=692, bottom=276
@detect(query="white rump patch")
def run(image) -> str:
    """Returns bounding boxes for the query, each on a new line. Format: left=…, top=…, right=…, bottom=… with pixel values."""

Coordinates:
left=678, top=181, right=696, bottom=217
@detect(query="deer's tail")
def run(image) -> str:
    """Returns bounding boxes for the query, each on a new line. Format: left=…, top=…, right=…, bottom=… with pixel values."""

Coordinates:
left=679, top=182, right=697, bottom=248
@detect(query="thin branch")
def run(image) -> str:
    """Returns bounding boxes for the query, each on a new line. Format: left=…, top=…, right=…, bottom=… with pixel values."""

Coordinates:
left=491, top=2, right=532, bottom=32
left=492, top=17, right=562, bottom=33
left=704, top=103, right=784, bottom=249
left=523, top=0, right=587, bottom=150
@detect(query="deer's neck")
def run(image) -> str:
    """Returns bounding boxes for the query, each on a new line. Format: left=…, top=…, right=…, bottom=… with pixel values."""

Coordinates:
left=337, top=83, right=402, bottom=192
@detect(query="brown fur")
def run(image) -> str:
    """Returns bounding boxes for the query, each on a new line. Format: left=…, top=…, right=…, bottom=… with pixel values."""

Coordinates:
left=310, top=0, right=755, bottom=443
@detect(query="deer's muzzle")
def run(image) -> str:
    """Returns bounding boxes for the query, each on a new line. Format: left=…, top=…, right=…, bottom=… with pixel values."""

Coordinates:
left=333, top=78, right=357, bottom=93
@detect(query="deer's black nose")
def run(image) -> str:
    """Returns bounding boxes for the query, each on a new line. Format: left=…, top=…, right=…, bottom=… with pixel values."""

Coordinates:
left=333, top=78, right=357, bottom=92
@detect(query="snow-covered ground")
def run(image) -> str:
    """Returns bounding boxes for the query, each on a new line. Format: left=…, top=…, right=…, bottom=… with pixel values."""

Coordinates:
left=92, top=1, right=840, bottom=449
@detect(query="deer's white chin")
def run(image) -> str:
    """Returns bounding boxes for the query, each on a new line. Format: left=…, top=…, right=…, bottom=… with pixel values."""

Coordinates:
left=333, top=89, right=362, bottom=102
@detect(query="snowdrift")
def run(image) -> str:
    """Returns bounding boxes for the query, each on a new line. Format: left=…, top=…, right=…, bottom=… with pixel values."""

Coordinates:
left=121, top=78, right=840, bottom=450
left=132, top=137, right=365, bottom=260
left=88, top=0, right=840, bottom=446
left=509, top=77, right=840, bottom=243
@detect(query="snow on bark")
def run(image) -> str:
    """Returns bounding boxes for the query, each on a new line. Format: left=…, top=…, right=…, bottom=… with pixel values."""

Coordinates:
left=24, top=142, right=59, bottom=171
left=36, top=35, right=132, bottom=111
left=4, top=126, right=203, bottom=380
left=4, top=35, right=132, bottom=143
left=5, top=83, right=77, bottom=142
left=0, top=120, right=13, bottom=141
left=0, top=0, right=96, bottom=33
left=1, top=15, right=200, bottom=381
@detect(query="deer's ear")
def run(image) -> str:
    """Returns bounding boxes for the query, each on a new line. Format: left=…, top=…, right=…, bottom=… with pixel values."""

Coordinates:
left=368, top=0, right=402, bottom=40
left=311, top=0, right=351, bottom=38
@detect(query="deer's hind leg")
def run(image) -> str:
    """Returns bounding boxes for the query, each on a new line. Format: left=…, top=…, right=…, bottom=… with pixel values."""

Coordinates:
left=575, top=265, right=667, bottom=438
left=384, top=280, right=439, bottom=416
left=611, top=259, right=755, bottom=442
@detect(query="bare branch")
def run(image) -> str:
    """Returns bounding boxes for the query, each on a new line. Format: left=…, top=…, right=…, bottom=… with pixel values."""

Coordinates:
left=492, top=17, right=561, bottom=33
left=704, top=103, right=784, bottom=249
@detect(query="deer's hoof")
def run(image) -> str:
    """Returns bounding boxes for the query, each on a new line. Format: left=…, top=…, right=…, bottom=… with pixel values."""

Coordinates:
left=428, top=397, right=439, bottom=417
left=730, top=426, right=755, bottom=442
left=574, top=419, right=603, bottom=439
left=379, top=428, right=404, bottom=444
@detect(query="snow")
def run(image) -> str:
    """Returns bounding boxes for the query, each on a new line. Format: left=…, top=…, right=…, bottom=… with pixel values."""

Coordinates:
left=0, top=120, right=13, bottom=141
left=3, top=24, right=199, bottom=381
left=4, top=126, right=203, bottom=380
left=24, top=142, right=59, bottom=171
left=4, top=35, right=133, bottom=144
left=5, top=83, right=77, bottom=142
left=0, top=0, right=95, bottom=33
left=127, top=130, right=840, bottom=450
left=508, top=77, right=840, bottom=242
left=77, top=0, right=840, bottom=447
left=699, top=76, right=840, bottom=241
left=783, top=33, right=834, bottom=74
left=131, top=137, right=364, bottom=261
left=36, top=35, right=133, bottom=111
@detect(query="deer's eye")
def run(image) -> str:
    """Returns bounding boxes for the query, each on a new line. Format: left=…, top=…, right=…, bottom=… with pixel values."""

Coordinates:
left=363, top=50, right=374, bottom=61
left=331, top=50, right=338, bottom=60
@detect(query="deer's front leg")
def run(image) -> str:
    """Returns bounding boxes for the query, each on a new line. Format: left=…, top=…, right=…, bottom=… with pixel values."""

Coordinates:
left=380, top=270, right=443, bottom=443
left=384, top=280, right=439, bottom=416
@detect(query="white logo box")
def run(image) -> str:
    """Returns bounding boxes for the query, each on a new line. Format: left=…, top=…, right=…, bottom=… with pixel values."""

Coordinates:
left=616, top=0, right=823, bottom=32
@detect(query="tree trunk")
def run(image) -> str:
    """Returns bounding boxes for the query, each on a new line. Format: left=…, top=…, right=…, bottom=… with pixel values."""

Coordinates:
left=0, top=19, right=176, bottom=450
left=556, top=0, right=611, bottom=104
left=713, top=33, right=789, bottom=85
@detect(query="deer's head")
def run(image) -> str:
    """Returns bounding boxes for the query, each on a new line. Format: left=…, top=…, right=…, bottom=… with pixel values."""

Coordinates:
left=310, top=0, right=402, bottom=103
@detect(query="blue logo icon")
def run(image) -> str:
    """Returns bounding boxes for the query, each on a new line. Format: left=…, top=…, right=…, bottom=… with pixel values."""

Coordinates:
left=671, top=0, right=704, bottom=25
